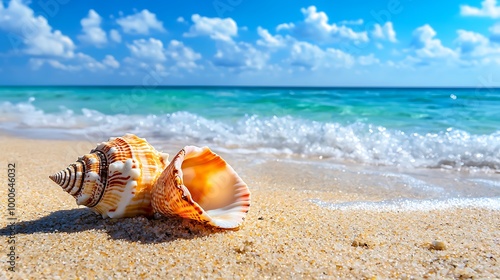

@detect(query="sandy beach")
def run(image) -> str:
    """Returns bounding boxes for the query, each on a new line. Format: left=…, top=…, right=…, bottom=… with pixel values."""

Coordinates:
left=1, top=135, right=499, bottom=279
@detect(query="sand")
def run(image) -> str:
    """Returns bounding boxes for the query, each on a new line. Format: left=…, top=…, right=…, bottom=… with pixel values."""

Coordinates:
left=0, top=135, right=499, bottom=279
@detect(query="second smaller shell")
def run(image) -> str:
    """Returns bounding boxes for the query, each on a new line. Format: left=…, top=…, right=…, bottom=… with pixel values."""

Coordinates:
left=152, top=146, right=251, bottom=229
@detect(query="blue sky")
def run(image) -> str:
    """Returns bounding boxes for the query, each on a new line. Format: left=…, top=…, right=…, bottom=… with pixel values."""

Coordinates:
left=1, top=0, right=500, bottom=86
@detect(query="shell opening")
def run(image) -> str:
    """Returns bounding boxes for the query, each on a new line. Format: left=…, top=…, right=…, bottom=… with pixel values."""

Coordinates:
left=152, top=146, right=251, bottom=229
left=181, top=156, right=238, bottom=211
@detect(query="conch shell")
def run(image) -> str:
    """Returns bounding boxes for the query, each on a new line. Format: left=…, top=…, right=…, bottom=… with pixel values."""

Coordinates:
left=152, top=146, right=251, bottom=229
left=49, top=134, right=251, bottom=229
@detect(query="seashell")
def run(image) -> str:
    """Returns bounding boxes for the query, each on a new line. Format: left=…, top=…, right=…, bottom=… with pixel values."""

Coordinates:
left=152, top=146, right=251, bottom=229
left=49, top=134, right=170, bottom=218
left=49, top=134, right=251, bottom=229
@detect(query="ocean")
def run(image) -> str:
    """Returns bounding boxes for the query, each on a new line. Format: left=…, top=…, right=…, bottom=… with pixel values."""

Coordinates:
left=1, top=86, right=499, bottom=205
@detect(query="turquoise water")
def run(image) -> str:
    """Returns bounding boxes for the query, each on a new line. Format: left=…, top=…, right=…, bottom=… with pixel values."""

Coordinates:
left=1, top=86, right=499, bottom=171
left=1, top=86, right=499, bottom=133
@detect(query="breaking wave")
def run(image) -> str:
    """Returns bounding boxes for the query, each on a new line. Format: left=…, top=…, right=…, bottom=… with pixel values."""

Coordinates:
left=1, top=100, right=499, bottom=171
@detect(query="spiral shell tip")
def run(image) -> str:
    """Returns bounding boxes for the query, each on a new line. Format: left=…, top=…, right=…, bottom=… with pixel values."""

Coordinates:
left=49, top=173, right=61, bottom=185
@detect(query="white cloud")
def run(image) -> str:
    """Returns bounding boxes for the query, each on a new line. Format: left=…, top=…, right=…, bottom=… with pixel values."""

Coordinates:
left=410, top=25, right=457, bottom=59
left=0, top=1, right=120, bottom=73
left=259, top=25, right=372, bottom=70
left=184, top=14, right=237, bottom=42
left=358, top=54, right=380, bottom=65
left=122, top=58, right=167, bottom=77
left=460, top=0, right=500, bottom=18
left=257, top=27, right=287, bottom=48
left=455, top=30, right=489, bottom=54
left=0, top=0, right=75, bottom=57
left=289, top=42, right=324, bottom=69
left=166, top=40, right=202, bottom=70
left=213, top=41, right=268, bottom=71
left=103, top=55, right=120, bottom=69
left=78, top=9, right=107, bottom=46
left=30, top=59, right=80, bottom=71
left=127, top=38, right=166, bottom=62
left=455, top=29, right=500, bottom=65
left=288, top=41, right=354, bottom=70
left=124, top=39, right=201, bottom=72
left=30, top=53, right=120, bottom=71
left=177, top=16, right=185, bottom=23
left=116, top=9, right=165, bottom=35
left=276, top=23, right=295, bottom=31
left=489, top=22, right=500, bottom=42
left=372, top=22, right=397, bottom=43
left=277, top=6, right=368, bottom=44
left=109, top=29, right=121, bottom=43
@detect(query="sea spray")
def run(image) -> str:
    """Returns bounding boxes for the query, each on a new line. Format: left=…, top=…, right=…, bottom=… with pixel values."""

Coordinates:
left=1, top=99, right=499, bottom=171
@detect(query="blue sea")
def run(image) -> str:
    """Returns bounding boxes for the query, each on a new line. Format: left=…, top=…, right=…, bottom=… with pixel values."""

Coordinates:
left=1, top=86, right=499, bottom=171
left=1, top=86, right=500, bottom=207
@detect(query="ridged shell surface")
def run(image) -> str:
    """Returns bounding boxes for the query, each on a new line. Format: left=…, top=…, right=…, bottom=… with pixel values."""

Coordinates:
left=152, top=146, right=251, bottom=229
left=49, top=134, right=169, bottom=218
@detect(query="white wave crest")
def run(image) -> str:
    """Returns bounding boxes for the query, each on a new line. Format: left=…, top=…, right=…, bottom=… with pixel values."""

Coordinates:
left=1, top=101, right=499, bottom=171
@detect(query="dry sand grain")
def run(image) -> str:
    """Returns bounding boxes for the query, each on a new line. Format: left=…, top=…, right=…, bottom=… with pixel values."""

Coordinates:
left=0, top=136, right=499, bottom=279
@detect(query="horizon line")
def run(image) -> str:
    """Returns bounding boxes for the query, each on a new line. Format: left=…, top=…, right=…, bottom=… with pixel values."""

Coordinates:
left=0, top=85, right=497, bottom=90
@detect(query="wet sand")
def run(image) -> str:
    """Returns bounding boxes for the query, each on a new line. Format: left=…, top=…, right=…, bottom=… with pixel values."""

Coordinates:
left=0, top=136, right=499, bottom=279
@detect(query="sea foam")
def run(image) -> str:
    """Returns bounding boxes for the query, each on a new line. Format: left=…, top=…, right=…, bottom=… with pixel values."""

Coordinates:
left=1, top=100, right=499, bottom=171
left=310, top=197, right=500, bottom=211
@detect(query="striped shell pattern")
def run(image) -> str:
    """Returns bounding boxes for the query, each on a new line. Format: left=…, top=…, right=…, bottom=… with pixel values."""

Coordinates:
left=49, top=134, right=251, bottom=229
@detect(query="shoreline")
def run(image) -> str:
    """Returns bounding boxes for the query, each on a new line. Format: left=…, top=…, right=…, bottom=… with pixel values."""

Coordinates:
left=0, top=135, right=499, bottom=278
